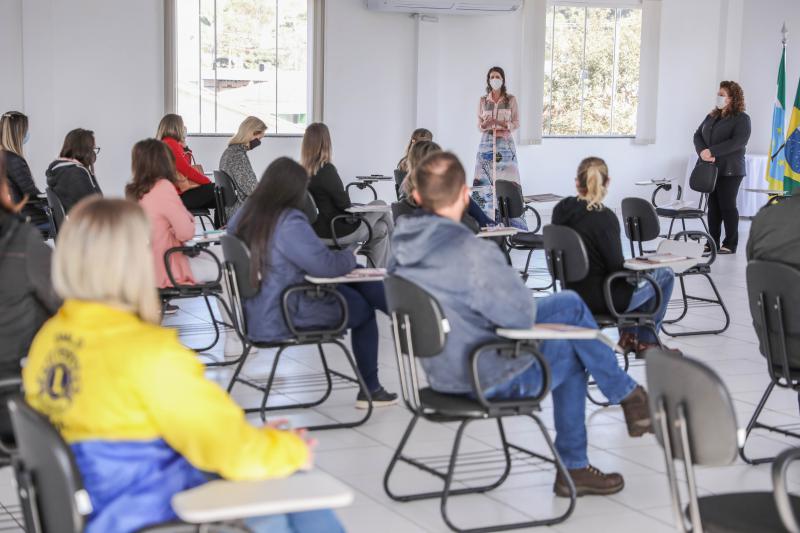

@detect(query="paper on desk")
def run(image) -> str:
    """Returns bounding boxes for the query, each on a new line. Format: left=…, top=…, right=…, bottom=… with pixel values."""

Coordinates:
left=305, top=268, right=387, bottom=284
left=497, top=324, right=619, bottom=352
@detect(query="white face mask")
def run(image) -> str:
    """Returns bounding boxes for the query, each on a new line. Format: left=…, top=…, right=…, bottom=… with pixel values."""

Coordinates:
left=716, top=95, right=728, bottom=110
left=490, top=78, right=503, bottom=91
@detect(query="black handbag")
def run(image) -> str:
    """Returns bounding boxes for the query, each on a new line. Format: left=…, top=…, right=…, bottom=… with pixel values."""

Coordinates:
left=690, top=161, right=718, bottom=194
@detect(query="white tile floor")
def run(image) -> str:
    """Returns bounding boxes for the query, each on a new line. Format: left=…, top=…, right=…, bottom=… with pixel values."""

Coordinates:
left=3, top=216, right=798, bottom=532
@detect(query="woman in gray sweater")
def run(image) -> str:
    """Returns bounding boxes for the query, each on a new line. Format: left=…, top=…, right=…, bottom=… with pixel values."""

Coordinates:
left=218, top=116, right=266, bottom=219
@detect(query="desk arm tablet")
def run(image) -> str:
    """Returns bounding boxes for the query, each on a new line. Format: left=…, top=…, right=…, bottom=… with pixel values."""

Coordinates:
left=172, top=471, right=354, bottom=524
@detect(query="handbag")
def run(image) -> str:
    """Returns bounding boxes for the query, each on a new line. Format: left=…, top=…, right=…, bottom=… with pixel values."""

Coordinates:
left=689, top=161, right=718, bottom=194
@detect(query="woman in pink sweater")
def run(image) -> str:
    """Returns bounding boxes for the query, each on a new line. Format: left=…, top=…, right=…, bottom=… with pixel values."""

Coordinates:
left=125, top=139, right=218, bottom=289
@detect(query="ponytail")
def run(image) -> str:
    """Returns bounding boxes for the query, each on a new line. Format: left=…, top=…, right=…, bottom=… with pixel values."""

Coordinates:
left=576, top=157, right=609, bottom=211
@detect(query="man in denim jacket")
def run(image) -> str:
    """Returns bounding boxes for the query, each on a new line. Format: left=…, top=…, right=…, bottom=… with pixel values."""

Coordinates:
left=388, top=151, right=652, bottom=497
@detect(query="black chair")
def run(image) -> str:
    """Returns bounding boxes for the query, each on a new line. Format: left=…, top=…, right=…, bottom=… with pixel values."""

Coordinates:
left=739, top=261, right=800, bottom=465
left=304, top=191, right=375, bottom=267
left=220, top=234, right=373, bottom=430
left=45, top=187, right=66, bottom=237
left=394, top=169, right=407, bottom=200
left=5, top=398, right=284, bottom=533
left=383, top=275, right=575, bottom=532
left=495, top=180, right=549, bottom=288
left=158, top=244, right=243, bottom=367
left=655, top=162, right=716, bottom=240
left=543, top=224, right=662, bottom=405
left=189, top=207, right=216, bottom=231
left=621, top=197, right=730, bottom=337
left=646, top=348, right=800, bottom=532
left=213, top=169, right=248, bottom=227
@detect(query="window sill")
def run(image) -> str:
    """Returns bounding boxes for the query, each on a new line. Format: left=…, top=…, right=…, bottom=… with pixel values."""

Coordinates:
left=186, top=133, right=305, bottom=139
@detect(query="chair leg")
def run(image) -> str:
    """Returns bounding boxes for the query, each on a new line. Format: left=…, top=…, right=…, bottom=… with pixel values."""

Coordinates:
left=258, top=346, right=288, bottom=422
left=666, top=218, right=676, bottom=239
left=738, top=381, right=800, bottom=465
left=662, top=272, right=730, bottom=337
left=204, top=294, right=247, bottom=368
left=226, top=343, right=252, bottom=393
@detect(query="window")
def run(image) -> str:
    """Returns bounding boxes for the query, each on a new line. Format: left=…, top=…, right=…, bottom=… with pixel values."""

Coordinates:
left=542, top=4, right=642, bottom=137
left=174, top=0, right=310, bottom=135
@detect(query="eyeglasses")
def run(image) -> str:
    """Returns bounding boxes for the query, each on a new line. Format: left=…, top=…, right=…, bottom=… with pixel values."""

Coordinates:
left=93, top=147, right=101, bottom=155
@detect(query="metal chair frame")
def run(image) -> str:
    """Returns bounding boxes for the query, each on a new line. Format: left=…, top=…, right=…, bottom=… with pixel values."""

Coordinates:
left=221, top=234, right=373, bottom=431
left=384, top=276, right=576, bottom=532
left=543, top=224, right=663, bottom=406
left=212, top=169, right=249, bottom=227
left=44, top=187, right=66, bottom=238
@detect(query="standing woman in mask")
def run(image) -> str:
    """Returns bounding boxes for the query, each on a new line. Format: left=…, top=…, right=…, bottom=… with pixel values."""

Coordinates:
left=219, top=116, right=267, bottom=220
left=693, top=81, right=751, bottom=254
left=472, top=66, right=525, bottom=229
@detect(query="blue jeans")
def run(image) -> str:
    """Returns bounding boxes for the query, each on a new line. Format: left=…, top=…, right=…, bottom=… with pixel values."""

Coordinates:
left=623, top=267, right=674, bottom=343
left=467, top=198, right=495, bottom=227
left=245, top=509, right=344, bottom=532
left=483, top=291, right=637, bottom=469
left=337, top=281, right=387, bottom=392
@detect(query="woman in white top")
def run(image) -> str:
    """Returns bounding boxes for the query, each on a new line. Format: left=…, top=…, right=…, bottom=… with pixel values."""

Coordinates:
left=472, top=66, right=525, bottom=229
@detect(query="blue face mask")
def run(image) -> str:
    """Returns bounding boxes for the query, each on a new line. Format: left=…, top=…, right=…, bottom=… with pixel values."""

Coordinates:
left=23, top=131, right=29, bottom=145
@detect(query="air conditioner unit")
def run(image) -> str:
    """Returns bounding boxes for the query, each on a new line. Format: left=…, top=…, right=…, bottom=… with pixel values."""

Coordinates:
left=365, top=0, right=523, bottom=16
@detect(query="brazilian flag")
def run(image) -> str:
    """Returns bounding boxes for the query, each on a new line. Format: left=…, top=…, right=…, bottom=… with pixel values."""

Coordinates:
left=784, top=75, right=800, bottom=193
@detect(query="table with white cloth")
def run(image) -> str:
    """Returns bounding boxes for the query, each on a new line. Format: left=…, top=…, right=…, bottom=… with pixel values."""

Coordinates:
left=680, top=154, right=768, bottom=217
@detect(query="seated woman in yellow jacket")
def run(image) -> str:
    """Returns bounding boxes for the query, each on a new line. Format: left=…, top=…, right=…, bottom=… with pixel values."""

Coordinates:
left=23, top=197, right=344, bottom=533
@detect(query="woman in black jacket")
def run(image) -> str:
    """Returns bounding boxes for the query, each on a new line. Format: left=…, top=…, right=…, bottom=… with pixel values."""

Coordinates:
left=0, top=152, right=61, bottom=441
left=693, top=80, right=751, bottom=254
left=301, top=123, right=394, bottom=267
left=553, top=157, right=675, bottom=356
left=0, top=111, right=49, bottom=229
left=46, top=128, right=103, bottom=214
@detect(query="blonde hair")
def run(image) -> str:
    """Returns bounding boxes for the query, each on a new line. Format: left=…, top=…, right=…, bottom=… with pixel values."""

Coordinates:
left=402, top=140, right=441, bottom=197
left=575, top=157, right=609, bottom=211
left=0, top=111, right=28, bottom=157
left=156, top=113, right=186, bottom=143
left=398, top=128, right=433, bottom=172
left=53, top=197, right=161, bottom=324
left=229, top=116, right=267, bottom=146
left=300, top=123, right=332, bottom=176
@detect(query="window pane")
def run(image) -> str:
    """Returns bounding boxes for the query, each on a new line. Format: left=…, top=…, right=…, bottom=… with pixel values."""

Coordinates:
left=175, top=0, right=309, bottom=135
left=215, top=0, right=278, bottom=133
left=276, top=0, right=308, bottom=134
left=582, top=8, right=615, bottom=135
left=176, top=0, right=201, bottom=132
left=543, top=6, right=554, bottom=135
left=613, top=8, right=642, bottom=135
left=549, top=6, right=585, bottom=136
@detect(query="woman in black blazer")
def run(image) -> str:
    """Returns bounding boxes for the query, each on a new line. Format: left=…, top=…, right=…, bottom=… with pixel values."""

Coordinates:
left=693, top=80, right=751, bottom=253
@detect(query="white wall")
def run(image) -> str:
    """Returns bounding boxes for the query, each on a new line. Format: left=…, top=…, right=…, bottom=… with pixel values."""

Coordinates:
left=738, top=0, right=800, bottom=155
left=8, top=0, right=794, bottom=206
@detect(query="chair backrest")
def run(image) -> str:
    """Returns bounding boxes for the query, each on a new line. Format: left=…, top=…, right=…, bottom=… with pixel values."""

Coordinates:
left=45, top=188, right=66, bottom=234
left=495, top=179, right=525, bottom=222
left=213, top=169, right=239, bottom=208
left=689, top=162, right=717, bottom=195
left=221, top=234, right=259, bottom=300
left=645, top=349, right=739, bottom=466
left=542, top=224, right=590, bottom=286
left=621, top=197, right=661, bottom=256
left=391, top=200, right=414, bottom=222
left=747, top=260, right=800, bottom=379
left=8, top=398, right=91, bottom=533
left=302, top=191, right=319, bottom=224
left=394, top=169, right=407, bottom=200
left=385, top=276, right=448, bottom=359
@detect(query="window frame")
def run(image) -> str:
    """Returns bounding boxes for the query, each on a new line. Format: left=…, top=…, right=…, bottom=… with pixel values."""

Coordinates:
left=164, top=0, right=321, bottom=138
left=542, top=0, right=643, bottom=139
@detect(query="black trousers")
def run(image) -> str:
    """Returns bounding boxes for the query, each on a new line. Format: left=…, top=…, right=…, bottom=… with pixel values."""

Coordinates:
left=180, top=183, right=219, bottom=227
left=707, top=175, right=744, bottom=250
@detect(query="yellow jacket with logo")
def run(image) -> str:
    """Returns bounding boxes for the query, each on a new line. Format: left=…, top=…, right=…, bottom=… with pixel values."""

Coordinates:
left=23, top=300, right=309, bottom=533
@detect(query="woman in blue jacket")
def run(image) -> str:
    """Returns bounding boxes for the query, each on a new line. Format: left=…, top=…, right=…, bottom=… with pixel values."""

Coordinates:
left=228, top=157, right=397, bottom=408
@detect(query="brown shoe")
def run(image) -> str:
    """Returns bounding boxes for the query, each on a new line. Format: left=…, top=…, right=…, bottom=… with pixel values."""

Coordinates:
left=635, top=343, right=683, bottom=360
left=617, top=332, right=638, bottom=354
left=553, top=465, right=625, bottom=497
left=620, top=385, right=654, bottom=437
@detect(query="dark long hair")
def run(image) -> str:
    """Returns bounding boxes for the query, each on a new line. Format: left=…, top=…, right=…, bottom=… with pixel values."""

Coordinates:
left=711, top=80, right=746, bottom=118
left=485, top=66, right=508, bottom=102
left=60, top=128, right=97, bottom=172
left=235, top=157, right=310, bottom=285
left=125, top=139, right=178, bottom=200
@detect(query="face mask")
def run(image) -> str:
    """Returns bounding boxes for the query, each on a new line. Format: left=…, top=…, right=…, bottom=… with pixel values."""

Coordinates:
left=23, top=131, right=29, bottom=145
left=716, top=95, right=728, bottom=110
left=490, top=78, right=503, bottom=91
left=249, top=138, right=262, bottom=150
